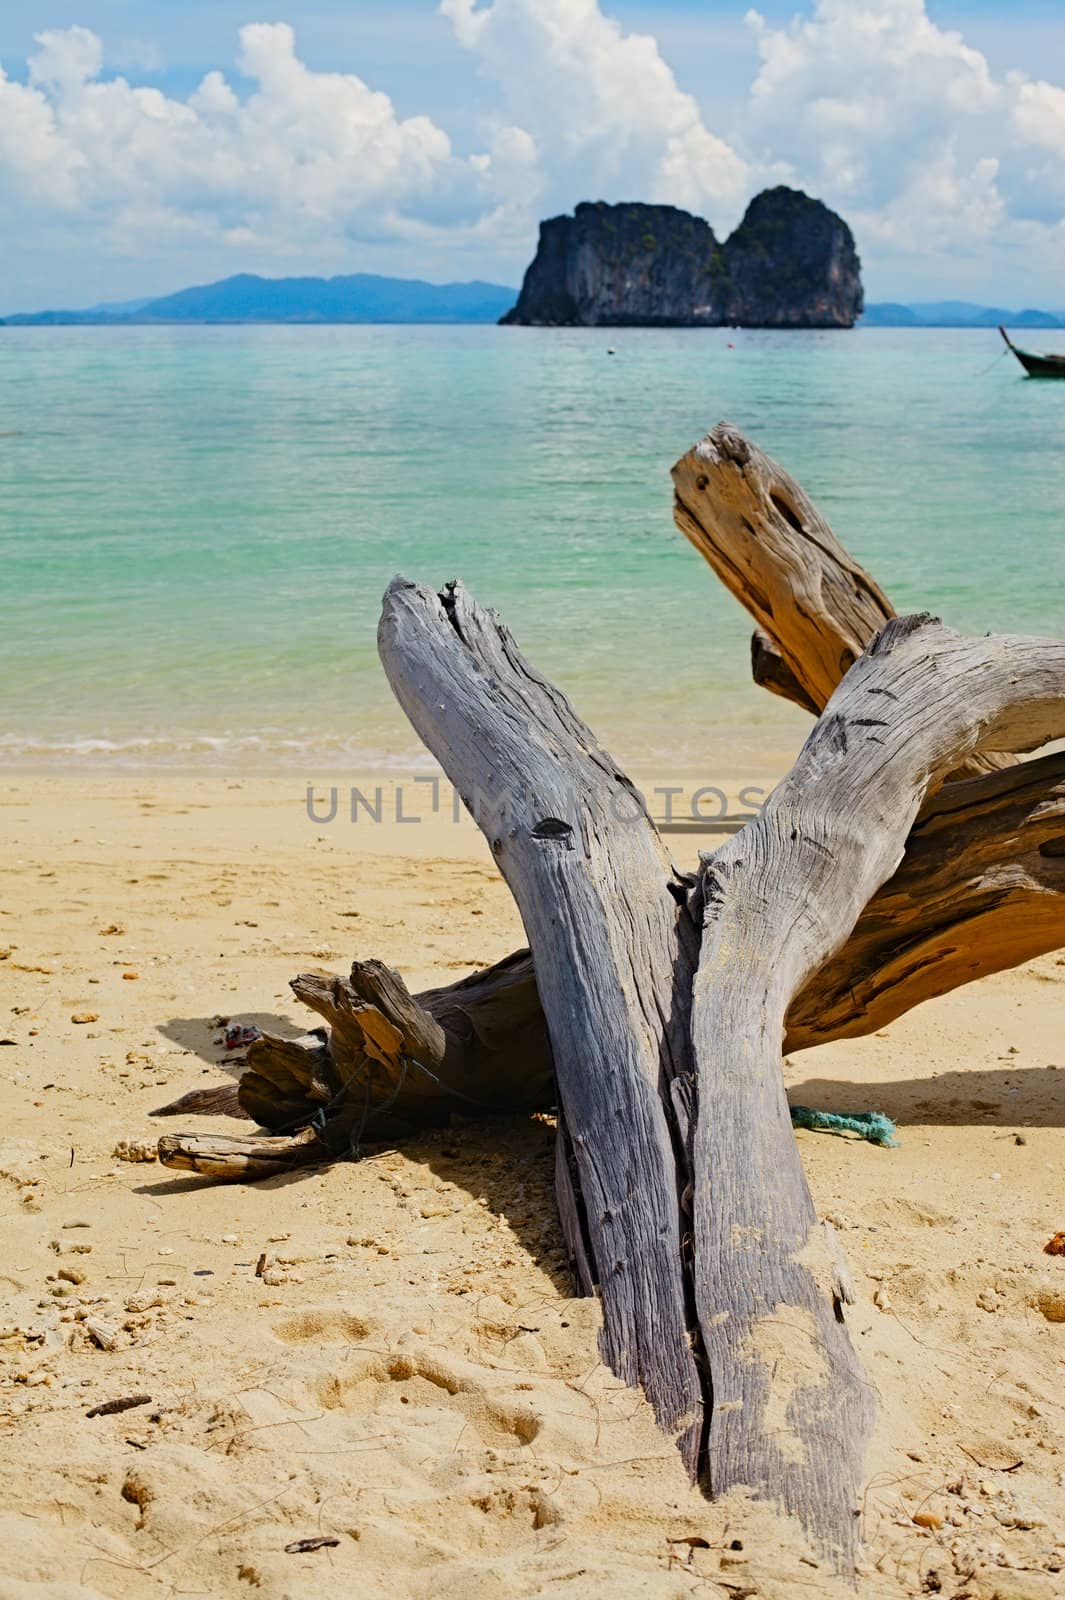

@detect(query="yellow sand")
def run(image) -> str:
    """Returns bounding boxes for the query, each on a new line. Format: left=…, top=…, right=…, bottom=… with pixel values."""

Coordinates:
left=1, top=772, right=1063, bottom=1599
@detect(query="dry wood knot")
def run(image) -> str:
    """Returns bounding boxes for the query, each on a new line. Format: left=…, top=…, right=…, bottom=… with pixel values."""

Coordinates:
left=531, top=817, right=574, bottom=845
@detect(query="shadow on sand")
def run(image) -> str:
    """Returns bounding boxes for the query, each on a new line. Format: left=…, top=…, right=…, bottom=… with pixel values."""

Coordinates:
left=158, top=1012, right=310, bottom=1077
left=788, top=1063, right=1063, bottom=1128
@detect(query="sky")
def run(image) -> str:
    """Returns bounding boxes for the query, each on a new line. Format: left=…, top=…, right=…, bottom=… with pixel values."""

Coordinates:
left=3, top=1, right=1065, bottom=312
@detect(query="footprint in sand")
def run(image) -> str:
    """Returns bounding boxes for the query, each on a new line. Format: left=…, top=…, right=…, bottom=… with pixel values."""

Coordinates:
left=273, top=1307, right=377, bottom=1344
left=274, top=1307, right=541, bottom=1447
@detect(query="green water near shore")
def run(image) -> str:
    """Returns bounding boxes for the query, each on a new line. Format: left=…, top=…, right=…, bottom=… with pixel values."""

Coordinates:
left=2, top=323, right=1063, bottom=773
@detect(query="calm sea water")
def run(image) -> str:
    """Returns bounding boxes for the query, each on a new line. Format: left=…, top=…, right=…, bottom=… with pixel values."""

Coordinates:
left=2, top=324, right=1064, bottom=774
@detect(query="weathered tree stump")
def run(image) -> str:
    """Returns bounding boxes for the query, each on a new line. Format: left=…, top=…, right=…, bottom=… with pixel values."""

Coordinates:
left=148, top=424, right=1065, bottom=1571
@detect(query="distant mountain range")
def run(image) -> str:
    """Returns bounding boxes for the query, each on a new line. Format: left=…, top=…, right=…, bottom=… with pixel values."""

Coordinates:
left=863, top=301, right=1065, bottom=328
left=4, top=275, right=1063, bottom=330
left=1, top=273, right=517, bottom=326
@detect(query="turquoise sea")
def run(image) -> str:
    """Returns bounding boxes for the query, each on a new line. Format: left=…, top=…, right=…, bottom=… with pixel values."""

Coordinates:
left=2, top=324, right=1064, bottom=774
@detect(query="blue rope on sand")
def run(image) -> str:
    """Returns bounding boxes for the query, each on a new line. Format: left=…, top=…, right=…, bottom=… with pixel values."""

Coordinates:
left=789, top=1105, right=900, bottom=1147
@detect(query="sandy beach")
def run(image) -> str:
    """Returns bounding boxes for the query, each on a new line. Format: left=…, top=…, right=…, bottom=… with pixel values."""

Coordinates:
left=6, top=1, right=1065, bottom=1594
left=1, top=770, right=1064, bottom=1599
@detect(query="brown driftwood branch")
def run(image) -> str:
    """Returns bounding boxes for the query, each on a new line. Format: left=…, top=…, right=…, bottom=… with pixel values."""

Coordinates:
left=687, top=615, right=1065, bottom=1565
left=281, top=951, right=550, bottom=1136
left=152, top=949, right=551, bottom=1170
left=785, top=747, right=1065, bottom=1047
left=672, top=424, right=1011, bottom=778
left=152, top=1083, right=249, bottom=1119
left=156, top=1125, right=325, bottom=1180
left=672, top=423, right=893, bottom=713
left=750, top=626, right=819, bottom=714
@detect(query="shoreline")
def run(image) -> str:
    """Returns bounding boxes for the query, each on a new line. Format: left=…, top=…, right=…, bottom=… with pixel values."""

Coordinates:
left=0, top=718, right=811, bottom=782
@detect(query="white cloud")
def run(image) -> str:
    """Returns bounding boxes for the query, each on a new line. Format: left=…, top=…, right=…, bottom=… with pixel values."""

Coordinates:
left=0, top=4, right=752, bottom=306
left=0, top=21, right=528, bottom=284
left=29, top=25, right=104, bottom=90
left=6, top=2, right=1065, bottom=306
left=440, top=0, right=749, bottom=225
left=742, top=0, right=1065, bottom=294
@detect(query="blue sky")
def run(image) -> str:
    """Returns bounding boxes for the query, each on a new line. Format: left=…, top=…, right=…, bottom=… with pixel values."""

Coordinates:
left=3, top=1, right=1065, bottom=311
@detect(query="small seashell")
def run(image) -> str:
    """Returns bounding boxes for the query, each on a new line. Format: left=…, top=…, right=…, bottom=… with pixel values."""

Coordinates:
left=18, top=1369, right=52, bottom=1387
left=71, top=1012, right=99, bottom=1025
left=85, top=1317, right=119, bottom=1350
left=112, top=1140, right=157, bottom=1163
left=125, top=1293, right=164, bottom=1314
left=913, top=1510, right=943, bottom=1530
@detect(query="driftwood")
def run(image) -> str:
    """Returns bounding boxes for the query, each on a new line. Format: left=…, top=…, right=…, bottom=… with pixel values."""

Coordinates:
left=688, top=616, right=1065, bottom=1565
left=157, top=1125, right=325, bottom=1180
left=750, top=625, right=819, bottom=714
left=786, top=747, right=1065, bottom=1047
left=155, top=424, right=1064, bottom=1160
left=148, top=424, right=1065, bottom=1571
left=672, top=423, right=1010, bottom=777
left=672, top=424, right=892, bottom=712
left=379, top=576, right=706, bottom=1471
left=152, top=1083, right=250, bottom=1119
left=152, top=950, right=550, bottom=1163
left=279, top=952, right=549, bottom=1138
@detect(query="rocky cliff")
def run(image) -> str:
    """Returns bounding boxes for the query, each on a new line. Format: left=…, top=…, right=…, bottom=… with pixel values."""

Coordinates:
left=500, top=188, right=862, bottom=329
left=720, top=189, right=863, bottom=328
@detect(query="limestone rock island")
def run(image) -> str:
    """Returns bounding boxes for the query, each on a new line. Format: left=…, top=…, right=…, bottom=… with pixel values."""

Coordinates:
left=500, top=187, right=862, bottom=328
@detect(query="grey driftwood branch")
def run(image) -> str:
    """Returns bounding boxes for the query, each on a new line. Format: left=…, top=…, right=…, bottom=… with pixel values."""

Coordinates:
left=379, top=574, right=707, bottom=1472
left=687, top=614, right=1065, bottom=1565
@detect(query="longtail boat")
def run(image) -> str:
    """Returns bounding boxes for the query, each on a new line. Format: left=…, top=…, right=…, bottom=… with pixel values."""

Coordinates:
left=999, top=325, right=1065, bottom=377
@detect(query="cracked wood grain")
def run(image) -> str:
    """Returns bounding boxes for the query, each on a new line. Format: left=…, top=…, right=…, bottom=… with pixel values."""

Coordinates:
left=689, top=614, right=1065, bottom=1566
left=377, top=574, right=706, bottom=1471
